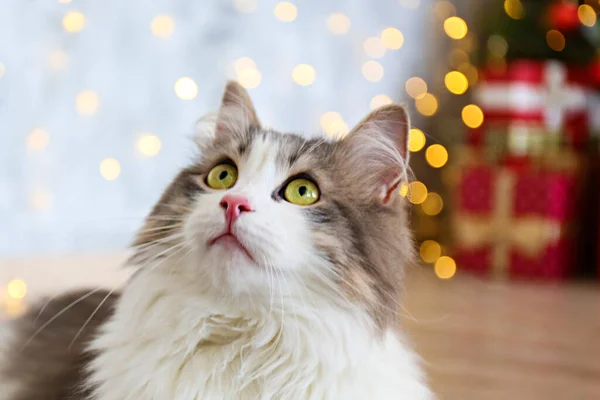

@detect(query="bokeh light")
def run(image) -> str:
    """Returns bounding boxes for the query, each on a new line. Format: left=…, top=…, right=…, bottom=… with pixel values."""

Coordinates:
left=364, top=37, right=386, bottom=58
left=7, top=279, right=27, bottom=299
left=458, top=63, right=479, bottom=85
left=274, top=2, right=297, bottom=22
left=449, top=49, right=469, bottom=68
left=62, top=11, right=85, bottom=32
left=408, top=181, right=428, bottom=204
left=370, top=94, right=392, bottom=110
left=320, top=112, right=349, bottom=137
left=327, top=13, right=351, bottom=34
left=151, top=15, right=174, bottom=38
left=546, top=30, right=565, bottom=52
left=238, top=68, right=262, bottom=88
left=435, top=256, right=457, bottom=279
left=444, top=71, right=469, bottom=94
left=137, top=134, right=162, bottom=157
left=27, top=128, right=50, bottom=151
left=443, top=17, right=468, bottom=40
left=399, top=0, right=420, bottom=10
left=49, top=50, right=68, bottom=69
left=0, top=62, right=5, bottom=78
left=76, top=90, right=99, bottom=116
left=421, top=192, right=444, bottom=216
left=100, top=158, right=121, bottom=181
left=487, top=35, right=509, bottom=57
left=578, top=5, right=596, bottom=27
left=433, top=1, right=456, bottom=19
left=292, top=64, right=316, bottom=86
left=425, top=144, right=449, bottom=168
left=405, top=77, right=428, bottom=99
left=399, top=183, right=409, bottom=197
left=415, top=93, right=438, bottom=116
left=234, top=57, right=256, bottom=74
left=362, top=61, right=384, bottom=82
left=504, top=0, right=525, bottom=19
left=462, top=104, right=484, bottom=128
left=408, top=128, right=426, bottom=152
left=30, top=189, right=54, bottom=211
left=420, top=240, right=442, bottom=263
left=234, top=0, right=258, bottom=14
left=174, top=77, right=198, bottom=100
left=381, top=27, right=404, bottom=50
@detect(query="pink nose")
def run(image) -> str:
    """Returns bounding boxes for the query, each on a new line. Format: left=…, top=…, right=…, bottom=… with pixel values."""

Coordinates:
left=220, top=195, right=253, bottom=226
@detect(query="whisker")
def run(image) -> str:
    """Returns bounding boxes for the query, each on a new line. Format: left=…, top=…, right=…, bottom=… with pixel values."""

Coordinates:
left=68, top=287, right=118, bottom=350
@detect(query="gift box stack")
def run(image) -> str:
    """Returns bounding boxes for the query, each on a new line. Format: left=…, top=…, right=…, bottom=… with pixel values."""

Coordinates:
left=449, top=60, right=593, bottom=281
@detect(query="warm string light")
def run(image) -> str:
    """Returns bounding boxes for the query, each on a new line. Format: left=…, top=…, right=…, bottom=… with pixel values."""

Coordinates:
left=100, top=158, right=121, bottom=181
left=327, top=13, right=351, bottom=35
left=578, top=5, right=597, bottom=27
left=274, top=2, right=297, bottom=22
left=443, top=16, right=468, bottom=40
left=7, top=279, right=27, bottom=300
left=449, top=49, right=469, bottom=68
left=415, top=93, right=438, bottom=116
left=487, top=35, right=508, bottom=58
left=234, top=0, right=258, bottom=14
left=27, top=128, right=50, bottom=151
left=408, top=128, right=426, bottom=152
left=151, top=15, right=174, bottom=38
left=407, top=181, right=428, bottom=205
left=320, top=112, right=349, bottom=138
left=462, top=104, right=484, bottom=128
left=421, top=192, right=443, bottom=216
left=458, top=63, right=479, bottom=85
left=546, top=30, right=566, bottom=52
left=292, top=64, right=316, bottom=86
left=380, top=27, right=404, bottom=50
left=399, top=183, right=409, bottom=197
left=425, top=144, right=449, bottom=168
left=62, top=11, right=85, bottom=32
left=364, top=37, right=386, bottom=59
left=370, top=94, right=392, bottom=110
left=420, top=240, right=441, bottom=263
left=137, top=134, right=162, bottom=157
left=435, top=256, right=456, bottom=279
left=234, top=57, right=262, bottom=89
left=405, top=77, right=427, bottom=99
left=444, top=71, right=469, bottom=95
left=174, top=77, right=198, bottom=100
left=0, top=62, right=6, bottom=78
left=30, top=189, right=54, bottom=211
left=399, top=0, right=420, bottom=10
left=76, top=90, right=99, bottom=115
left=49, top=50, right=68, bottom=69
left=362, top=61, right=384, bottom=82
left=504, top=0, right=525, bottom=20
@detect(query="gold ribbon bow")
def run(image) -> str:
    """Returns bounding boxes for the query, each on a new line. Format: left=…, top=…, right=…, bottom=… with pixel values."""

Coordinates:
left=453, top=170, right=562, bottom=279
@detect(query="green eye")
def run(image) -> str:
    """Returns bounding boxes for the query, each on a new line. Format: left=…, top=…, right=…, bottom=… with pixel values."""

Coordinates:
left=284, top=178, right=320, bottom=206
left=206, top=164, right=238, bottom=189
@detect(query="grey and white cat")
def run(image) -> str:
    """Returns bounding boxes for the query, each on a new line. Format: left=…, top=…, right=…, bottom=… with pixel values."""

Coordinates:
left=0, top=82, right=432, bottom=399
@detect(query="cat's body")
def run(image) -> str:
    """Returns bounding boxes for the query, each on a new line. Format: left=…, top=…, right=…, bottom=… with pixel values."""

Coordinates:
left=1, top=82, right=432, bottom=399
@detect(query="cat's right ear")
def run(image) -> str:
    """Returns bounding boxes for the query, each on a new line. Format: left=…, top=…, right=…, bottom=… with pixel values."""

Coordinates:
left=195, top=81, right=261, bottom=150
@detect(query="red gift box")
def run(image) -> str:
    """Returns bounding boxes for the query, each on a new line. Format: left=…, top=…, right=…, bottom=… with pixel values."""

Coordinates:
left=450, top=148, right=583, bottom=281
left=471, top=60, right=589, bottom=148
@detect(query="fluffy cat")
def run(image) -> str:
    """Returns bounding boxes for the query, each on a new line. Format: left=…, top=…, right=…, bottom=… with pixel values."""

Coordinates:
left=0, top=82, right=432, bottom=399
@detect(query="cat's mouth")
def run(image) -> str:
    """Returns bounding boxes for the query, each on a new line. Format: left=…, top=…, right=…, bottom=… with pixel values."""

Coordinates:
left=209, top=232, right=255, bottom=262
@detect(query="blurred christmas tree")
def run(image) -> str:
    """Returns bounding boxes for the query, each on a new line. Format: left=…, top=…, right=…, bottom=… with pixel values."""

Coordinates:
left=476, top=0, right=599, bottom=67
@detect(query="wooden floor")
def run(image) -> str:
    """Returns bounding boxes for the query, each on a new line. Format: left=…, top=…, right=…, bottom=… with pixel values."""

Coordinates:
left=403, top=268, right=600, bottom=400
left=1, top=253, right=599, bottom=399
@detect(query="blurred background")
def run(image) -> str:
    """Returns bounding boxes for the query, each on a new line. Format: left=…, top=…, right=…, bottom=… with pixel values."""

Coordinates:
left=1, top=0, right=600, bottom=398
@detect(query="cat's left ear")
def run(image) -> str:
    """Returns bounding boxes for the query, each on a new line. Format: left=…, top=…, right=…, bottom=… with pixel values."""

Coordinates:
left=195, top=81, right=261, bottom=149
left=340, top=104, right=410, bottom=205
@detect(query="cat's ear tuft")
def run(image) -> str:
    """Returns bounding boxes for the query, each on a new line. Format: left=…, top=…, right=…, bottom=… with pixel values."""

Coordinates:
left=216, top=81, right=261, bottom=134
left=341, top=104, right=411, bottom=205
left=195, top=81, right=261, bottom=150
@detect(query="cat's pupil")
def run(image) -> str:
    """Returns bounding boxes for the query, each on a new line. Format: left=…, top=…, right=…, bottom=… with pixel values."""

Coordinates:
left=219, top=171, right=228, bottom=180
left=299, top=186, right=307, bottom=196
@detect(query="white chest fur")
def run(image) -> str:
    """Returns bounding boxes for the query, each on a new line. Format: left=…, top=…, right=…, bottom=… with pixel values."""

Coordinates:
left=87, top=272, right=432, bottom=400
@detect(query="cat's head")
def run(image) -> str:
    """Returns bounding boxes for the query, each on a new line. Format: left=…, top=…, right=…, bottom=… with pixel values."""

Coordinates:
left=131, top=82, right=414, bottom=327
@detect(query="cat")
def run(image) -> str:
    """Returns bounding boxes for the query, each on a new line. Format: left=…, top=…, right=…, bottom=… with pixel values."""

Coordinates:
left=0, top=81, right=432, bottom=399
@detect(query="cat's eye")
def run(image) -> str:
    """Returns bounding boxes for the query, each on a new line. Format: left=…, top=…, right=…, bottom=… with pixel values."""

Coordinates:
left=206, top=164, right=238, bottom=189
left=283, top=178, right=320, bottom=206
